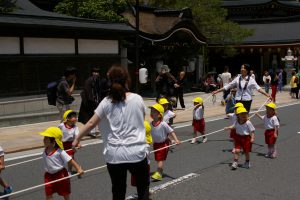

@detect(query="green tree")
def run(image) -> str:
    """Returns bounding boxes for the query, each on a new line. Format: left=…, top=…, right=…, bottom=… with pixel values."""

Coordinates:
left=147, top=0, right=253, bottom=56
left=0, top=0, right=16, bottom=13
left=54, top=0, right=127, bottom=22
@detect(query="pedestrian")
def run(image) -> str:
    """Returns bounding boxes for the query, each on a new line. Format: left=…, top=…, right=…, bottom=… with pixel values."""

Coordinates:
left=174, top=71, right=186, bottom=109
left=220, top=66, right=232, bottom=105
left=58, top=110, right=81, bottom=173
left=263, top=71, right=271, bottom=94
left=226, top=102, right=244, bottom=152
left=296, top=69, right=300, bottom=97
left=225, top=89, right=236, bottom=114
left=250, top=70, right=256, bottom=96
left=0, top=146, right=12, bottom=195
left=277, top=69, right=283, bottom=92
left=40, top=127, right=83, bottom=200
left=191, top=97, right=207, bottom=144
left=150, top=103, right=181, bottom=181
left=255, top=103, right=280, bottom=158
left=78, top=67, right=108, bottom=137
left=290, top=71, right=298, bottom=99
left=225, top=107, right=255, bottom=170
left=213, top=64, right=271, bottom=112
left=158, top=98, right=176, bottom=126
left=72, top=64, right=150, bottom=200
left=270, top=72, right=279, bottom=102
left=56, top=67, right=76, bottom=120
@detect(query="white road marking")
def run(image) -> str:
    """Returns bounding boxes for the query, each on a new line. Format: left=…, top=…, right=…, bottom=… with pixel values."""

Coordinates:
left=126, top=173, right=199, bottom=199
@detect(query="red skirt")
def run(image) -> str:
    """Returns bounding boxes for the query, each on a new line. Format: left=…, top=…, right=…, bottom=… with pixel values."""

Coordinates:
left=192, top=118, right=205, bottom=133
left=230, top=129, right=236, bottom=139
left=234, top=134, right=252, bottom=153
left=44, top=168, right=70, bottom=196
left=153, top=140, right=170, bottom=161
left=63, top=141, right=75, bottom=156
left=265, top=129, right=278, bottom=145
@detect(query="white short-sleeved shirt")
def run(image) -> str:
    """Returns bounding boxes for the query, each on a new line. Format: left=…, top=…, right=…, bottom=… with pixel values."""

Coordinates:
left=224, top=75, right=261, bottom=101
left=58, top=123, right=79, bottom=142
left=42, top=148, right=71, bottom=174
left=95, top=93, right=148, bottom=164
left=193, top=106, right=204, bottom=120
left=163, top=110, right=176, bottom=124
left=228, top=113, right=237, bottom=125
left=221, top=72, right=231, bottom=86
left=234, top=120, right=255, bottom=136
left=150, top=121, right=173, bottom=143
left=263, top=115, right=280, bottom=130
left=0, top=146, right=4, bottom=157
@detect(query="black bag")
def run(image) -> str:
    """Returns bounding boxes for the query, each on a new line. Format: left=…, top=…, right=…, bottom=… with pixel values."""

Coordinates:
left=47, top=81, right=59, bottom=106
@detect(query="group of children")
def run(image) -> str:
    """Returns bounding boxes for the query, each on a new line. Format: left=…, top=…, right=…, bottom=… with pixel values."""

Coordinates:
left=0, top=95, right=280, bottom=198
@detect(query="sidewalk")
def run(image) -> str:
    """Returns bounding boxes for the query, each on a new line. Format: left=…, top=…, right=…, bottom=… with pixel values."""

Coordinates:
left=0, top=91, right=297, bottom=153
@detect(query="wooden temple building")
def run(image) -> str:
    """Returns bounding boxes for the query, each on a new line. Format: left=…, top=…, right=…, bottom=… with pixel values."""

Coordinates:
left=212, top=0, right=300, bottom=82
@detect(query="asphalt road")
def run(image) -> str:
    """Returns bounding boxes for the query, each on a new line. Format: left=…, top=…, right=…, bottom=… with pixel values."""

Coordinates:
left=3, top=103, right=300, bottom=200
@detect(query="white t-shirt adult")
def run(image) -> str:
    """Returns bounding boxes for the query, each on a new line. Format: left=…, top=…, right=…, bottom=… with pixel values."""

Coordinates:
left=95, top=93, right=148, bottom=164
left=150, top=121, right=173, bottom=143
left=58, top=123, right=79, bottom=142
left=263, top=115, right=280, bottom=130
left=193, top=106, right=204, bottom=120
left=263, top=75, right=271, bottom=84
left=163, top=110, right=176, bottom=124
left=224, top=75, right=261, bottom=101
left=234, top=120, right=255, bottom=136
left=221, top=72, right=231, bottom=86
left=42, top=148, right=71, bottom=174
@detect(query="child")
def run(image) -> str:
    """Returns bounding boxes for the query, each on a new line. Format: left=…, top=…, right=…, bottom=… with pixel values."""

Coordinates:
left=191, top=97, right=207, bottom=144
left=58, top=110, right=81, bottom=173
left=150, top=104, right=181, bottom=181
left=225, top=89, right=236, bottom=114
left=158, top=98, right=176, bottom=126
left=226, top=102, right=244, bottom=141
left=255, top=102, right=280, bottom=158
left=40, top=127, right=84, bottom=200
left=131, top=121, right=152, bottom=190
left=0, top=146, right=12, bottom=194
left=225, top=107, right=255, bottom=170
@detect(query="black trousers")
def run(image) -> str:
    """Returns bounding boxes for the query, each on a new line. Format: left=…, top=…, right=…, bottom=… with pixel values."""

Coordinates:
left=236, top=100, right=252, bottom=113
left=175, top=89, right=185, bottom=108
left=107, top=158, right=150, bottom=200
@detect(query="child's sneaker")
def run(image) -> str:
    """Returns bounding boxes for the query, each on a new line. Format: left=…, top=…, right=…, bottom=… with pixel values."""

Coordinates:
left=242, top=161, right=251, bottom=169
left=264, top=153, right=271, bottom=158
left=4, top=186, right=12, bottom=194
left=271, top=151, right=277, bottom=159
left=151, top=172, right=162, bottom=181
left=190, top=138, right=197, bottom=144
left=202, top=137, right=207, bottom=143
left=231, top=161, right=238, bottom=170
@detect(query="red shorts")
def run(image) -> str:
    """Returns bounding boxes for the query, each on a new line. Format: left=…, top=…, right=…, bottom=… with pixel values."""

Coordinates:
left=44, top=168, right=70, bottom=196
left=230, top=129, right=236, bottom=139
left=234, top=134, right=252, bottom=153
left=153, top=140, right=170, bottom=161
left=265, top=129, right=278, bottom=145
left=63, top=141, right=75, bottom=156
left=192, top=119, right=205, bottom=133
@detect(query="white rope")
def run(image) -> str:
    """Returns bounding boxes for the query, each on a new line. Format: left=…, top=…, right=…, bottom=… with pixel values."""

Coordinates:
left=1, top=97, right=270, bottom=198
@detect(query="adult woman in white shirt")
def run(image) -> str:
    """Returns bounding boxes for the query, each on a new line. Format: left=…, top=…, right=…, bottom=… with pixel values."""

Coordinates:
left=73, top=65, right=150, bottom=200
left=213, top=64, right=271, bottom=112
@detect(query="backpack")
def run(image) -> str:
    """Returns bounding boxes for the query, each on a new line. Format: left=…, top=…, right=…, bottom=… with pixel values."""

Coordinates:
left=47, top=81, right=59, bottom=106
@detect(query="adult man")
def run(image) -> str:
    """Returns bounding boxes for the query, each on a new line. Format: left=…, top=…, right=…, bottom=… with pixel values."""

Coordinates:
left=56, top=67, right=76, bottom=119
left=220, top=66, right=232, bottom=105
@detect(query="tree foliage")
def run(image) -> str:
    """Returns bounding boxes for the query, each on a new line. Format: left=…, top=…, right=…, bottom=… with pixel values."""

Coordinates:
left=54, top=0, right=127, bottom=22
left=0, top=0, right=16, bottom=13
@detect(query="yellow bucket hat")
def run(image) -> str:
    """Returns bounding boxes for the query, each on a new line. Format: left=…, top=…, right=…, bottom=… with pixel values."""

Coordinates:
left=234, top=102, right=244, bottom=108
left=158, top=98, right=169, bottom=105
left=236, top=107, right=247, bottom=115
left=40, top=127, right=64, bottom=150
left=63, top=110, right=77, bottom=122
left=193, top=97, right=203, bottom=104
left=151, top=103, right=164, bottom=117
left=266, top=102, right=276, bottom=110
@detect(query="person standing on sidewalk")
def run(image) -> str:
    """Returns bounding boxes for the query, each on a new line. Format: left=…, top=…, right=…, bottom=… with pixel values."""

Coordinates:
left=270, top=71, right=279, bottom=102
left=290, top=70, right=298, bottom=99
left=56, top=67, right=76, bottom=120
left=212, top=64, right=271, bottom=112
left=220, top=66, right=232, bottom=105
left=72, top=64, right=150, bottom=200
left=277, top=69, right=283, bottom=92
left=263, top=71, right=271, bottom=94
left=174, top=71, right=186, bottom=109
